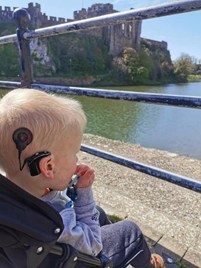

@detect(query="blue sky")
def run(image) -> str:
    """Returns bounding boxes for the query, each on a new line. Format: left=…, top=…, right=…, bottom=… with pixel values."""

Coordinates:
left=1, top=0, right=201, bottom=61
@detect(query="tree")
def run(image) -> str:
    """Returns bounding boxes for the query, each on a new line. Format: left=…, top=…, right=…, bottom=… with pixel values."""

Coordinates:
left=0, top=44, right=19, bottom=77
left=112, top=48, right=149, bottom=84
left=173, top=53, right=196, bottom=77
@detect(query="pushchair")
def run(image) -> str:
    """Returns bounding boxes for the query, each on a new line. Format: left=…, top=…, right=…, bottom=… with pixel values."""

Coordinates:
left=0, top=173, right=113, bottom=268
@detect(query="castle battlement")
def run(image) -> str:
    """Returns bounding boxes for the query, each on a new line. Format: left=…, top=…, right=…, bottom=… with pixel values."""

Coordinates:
left=0, top=6, right=13, bottom=21
left=28, top=2, right=41, bottom=9
left=142, top=38, right=168, bottom=50
left=0, top=2, right=68, bottom=27
left=74, top=3, right=117, bottom=20
left=0, top=6, right=11, bottom=12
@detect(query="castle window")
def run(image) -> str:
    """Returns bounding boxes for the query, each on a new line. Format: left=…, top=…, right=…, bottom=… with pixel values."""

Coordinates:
left=122, top=23, right=125, bottom=31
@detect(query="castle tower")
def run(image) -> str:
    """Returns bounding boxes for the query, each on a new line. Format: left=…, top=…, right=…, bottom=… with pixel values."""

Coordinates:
left=109, top=19, right=142, bottom=56
left=73, top=3, right=142, bottom=56
left=27, top=3, right=43, bottom=28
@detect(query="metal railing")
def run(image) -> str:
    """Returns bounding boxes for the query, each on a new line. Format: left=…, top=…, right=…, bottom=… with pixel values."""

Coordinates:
left=0, top=0, right=201, bottom=192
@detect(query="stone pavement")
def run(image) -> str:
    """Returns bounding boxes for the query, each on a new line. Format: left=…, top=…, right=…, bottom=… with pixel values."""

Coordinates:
left=80, top=134, right=201, bottom=268
left=92, top=185, right=201, bottom=268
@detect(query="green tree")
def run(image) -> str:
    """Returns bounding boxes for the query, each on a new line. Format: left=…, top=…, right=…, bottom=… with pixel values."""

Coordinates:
left=0, top=44, right=19, bottom=77
left=139, top=39, right=174, bottom=83
left=173, top=53, right=196, bottom=77
left=112, top=47, right=149, bottom=84
left=48, top=33, right=110, bottom=76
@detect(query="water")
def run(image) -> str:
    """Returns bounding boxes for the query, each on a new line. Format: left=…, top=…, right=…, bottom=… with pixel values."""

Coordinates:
left=74, top=82, right=201, bottom=160
left=1, top=82, right=201, bottom=159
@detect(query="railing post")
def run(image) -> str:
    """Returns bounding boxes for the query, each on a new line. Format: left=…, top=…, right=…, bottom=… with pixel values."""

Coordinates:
left=13, top=8, right=33, bottom=87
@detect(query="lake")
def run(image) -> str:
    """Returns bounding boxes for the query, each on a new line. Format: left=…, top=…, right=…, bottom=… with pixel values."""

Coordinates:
left=1, top=81, right=201, bottom=160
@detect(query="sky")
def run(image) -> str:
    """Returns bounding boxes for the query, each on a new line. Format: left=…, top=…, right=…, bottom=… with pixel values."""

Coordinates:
left=1, top=0, right=201, bottom=61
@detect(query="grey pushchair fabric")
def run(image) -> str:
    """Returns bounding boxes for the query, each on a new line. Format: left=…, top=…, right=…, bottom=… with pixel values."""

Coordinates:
left=0, top=174, right=112, bottom=268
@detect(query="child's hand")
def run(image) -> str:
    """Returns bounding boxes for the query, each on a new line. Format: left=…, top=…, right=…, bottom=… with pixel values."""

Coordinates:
left=75, top=164, right=95, bottom=188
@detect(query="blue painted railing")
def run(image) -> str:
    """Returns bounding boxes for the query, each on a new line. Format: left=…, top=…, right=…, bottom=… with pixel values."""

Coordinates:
left=0, top=0, right=201, bottom=193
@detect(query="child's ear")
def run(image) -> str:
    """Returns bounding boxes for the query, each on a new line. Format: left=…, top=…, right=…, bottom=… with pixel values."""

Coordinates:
left=39, top=155, right=55, bottom=179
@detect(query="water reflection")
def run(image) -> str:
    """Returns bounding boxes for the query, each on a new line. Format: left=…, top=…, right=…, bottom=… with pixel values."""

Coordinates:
left=78, top=96, right=143, bottom=142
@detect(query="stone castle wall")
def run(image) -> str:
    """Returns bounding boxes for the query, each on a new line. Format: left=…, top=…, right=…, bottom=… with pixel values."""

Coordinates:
left=0, top=2, right=167, bottom=56
left=73, top=3, right=143, bottom=55
left=74, top=3, right=116, bottom=20
left=142, top=38, right=168, bottom=50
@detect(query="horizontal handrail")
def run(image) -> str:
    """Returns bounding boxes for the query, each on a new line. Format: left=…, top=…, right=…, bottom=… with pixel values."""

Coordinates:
left=1, top=81, right=201, bottom=108
left=0, top=81, right=20, bottom=88
left=0, top=0, right=201, bottom=44
left=81, top=144, right=201, bottom=193
left=31, top=84, right=201, bottom=109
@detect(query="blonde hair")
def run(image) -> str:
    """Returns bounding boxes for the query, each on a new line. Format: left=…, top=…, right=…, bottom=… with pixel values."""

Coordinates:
left=0, top=88, right=86, bottom=175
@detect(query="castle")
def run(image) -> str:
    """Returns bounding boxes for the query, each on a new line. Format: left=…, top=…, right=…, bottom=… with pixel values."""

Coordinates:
left=0, top=2, right=167, bottom=56
left=73, top=3, right=142, bottom=55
